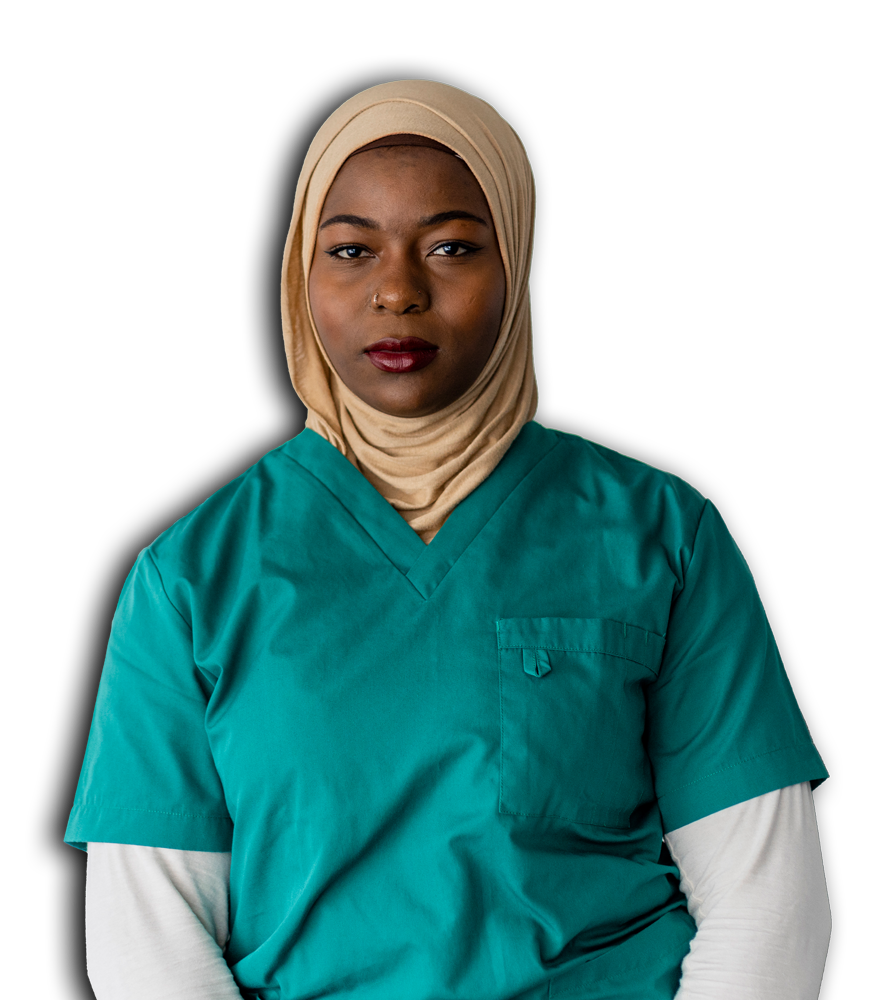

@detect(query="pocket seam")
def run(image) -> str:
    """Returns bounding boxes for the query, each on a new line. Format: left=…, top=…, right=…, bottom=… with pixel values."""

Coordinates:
left=497, top=617, right=664, bottom=679
left=497, top=617, right=652, bottom=830
left=499, top=642, right=656, bottom=677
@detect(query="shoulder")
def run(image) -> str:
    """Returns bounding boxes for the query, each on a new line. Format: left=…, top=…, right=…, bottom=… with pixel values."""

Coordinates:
left=143, top=437, right=305, bottom=575
left=543, top=425, right=707, bottom=527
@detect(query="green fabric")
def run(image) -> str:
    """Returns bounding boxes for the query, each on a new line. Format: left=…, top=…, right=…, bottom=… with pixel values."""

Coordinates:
left=65, top=422, right=827, bottom=1000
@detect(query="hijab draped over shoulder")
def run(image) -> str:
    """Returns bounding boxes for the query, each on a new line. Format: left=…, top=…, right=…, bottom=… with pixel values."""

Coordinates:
left=281, top=80, right=537, bottom=542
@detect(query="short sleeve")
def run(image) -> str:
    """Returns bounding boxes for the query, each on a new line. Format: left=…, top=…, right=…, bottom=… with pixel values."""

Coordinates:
left=64, top=549, right=233, bottom=852
left=647, top=499, right=827, bottom=833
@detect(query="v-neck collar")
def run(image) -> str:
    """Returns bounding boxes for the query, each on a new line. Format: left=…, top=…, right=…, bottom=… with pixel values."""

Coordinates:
left=283, top=422, right=560, bottom=600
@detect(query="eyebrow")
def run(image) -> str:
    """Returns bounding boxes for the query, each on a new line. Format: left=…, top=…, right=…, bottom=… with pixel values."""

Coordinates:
left=319, top=209, right=488, bottom=231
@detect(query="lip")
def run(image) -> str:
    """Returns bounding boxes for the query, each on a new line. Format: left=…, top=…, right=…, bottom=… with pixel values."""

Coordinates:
left=365, top=337, right=437, bottom=352
left=364, top=337, right=439, bottom=373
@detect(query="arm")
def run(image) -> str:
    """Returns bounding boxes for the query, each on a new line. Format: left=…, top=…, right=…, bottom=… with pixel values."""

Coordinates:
left=668, top=782, right=831, bottom=999
left=85, top=842, right=243, bottom=1000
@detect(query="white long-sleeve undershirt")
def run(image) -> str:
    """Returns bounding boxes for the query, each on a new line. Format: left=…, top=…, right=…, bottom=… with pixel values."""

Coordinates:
left=85, top=782, right=830, bottom=1000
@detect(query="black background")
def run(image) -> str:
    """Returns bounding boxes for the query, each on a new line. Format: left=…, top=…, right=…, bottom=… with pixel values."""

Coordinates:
left=42, top=43, right=865, bottom=997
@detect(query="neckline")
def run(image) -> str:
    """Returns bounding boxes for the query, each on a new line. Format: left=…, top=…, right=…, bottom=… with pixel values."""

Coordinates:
left=283, top=422, right=559, bottom=599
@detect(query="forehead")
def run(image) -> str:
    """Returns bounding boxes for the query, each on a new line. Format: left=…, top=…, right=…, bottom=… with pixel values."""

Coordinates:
left=321, top=146, right=491, bottom=218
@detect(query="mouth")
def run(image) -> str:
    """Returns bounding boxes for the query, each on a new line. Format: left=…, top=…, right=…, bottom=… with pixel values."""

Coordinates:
left=363, top=337, right=439, bottom=373
left=363, top=337, right=438, bottom=354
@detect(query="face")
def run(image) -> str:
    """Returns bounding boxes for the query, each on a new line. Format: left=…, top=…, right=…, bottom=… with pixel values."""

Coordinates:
left=308, top=145, right=506, bottom=418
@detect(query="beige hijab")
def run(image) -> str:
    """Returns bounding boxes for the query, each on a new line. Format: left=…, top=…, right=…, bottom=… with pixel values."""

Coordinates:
left=281, top=80, right=537, bottom=542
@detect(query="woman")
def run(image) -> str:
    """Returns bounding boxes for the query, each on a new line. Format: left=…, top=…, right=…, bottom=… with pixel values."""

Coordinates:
left=66, top=80, right=831, bottom=1000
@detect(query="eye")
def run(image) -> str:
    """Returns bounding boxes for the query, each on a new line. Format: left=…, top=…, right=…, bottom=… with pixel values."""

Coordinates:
left=430, top=242, right=478, bottom=257
left=324, top=246, right=372, bottom=260
left=324, top=240, right=481, bottom=260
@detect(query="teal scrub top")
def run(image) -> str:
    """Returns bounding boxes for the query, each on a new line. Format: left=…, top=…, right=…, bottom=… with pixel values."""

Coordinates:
left=65, top=422, right=827, bottom=1000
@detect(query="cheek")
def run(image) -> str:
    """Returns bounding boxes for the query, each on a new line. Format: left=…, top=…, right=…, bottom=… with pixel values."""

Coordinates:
left=487, top=273, right=507, bottom=331
left=448, top=264, right=505, bottom=330
left=308, top=268, right=330, bottom=328
left=308, top=271, right=348, bottom=357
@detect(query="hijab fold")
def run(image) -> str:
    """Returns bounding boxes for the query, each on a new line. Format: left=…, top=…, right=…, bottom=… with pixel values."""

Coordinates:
left=281, top=80, right=537, bottom=542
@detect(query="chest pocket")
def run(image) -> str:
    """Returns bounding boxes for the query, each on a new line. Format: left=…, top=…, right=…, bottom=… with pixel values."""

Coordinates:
left=496, top=617, right=665, bottom=829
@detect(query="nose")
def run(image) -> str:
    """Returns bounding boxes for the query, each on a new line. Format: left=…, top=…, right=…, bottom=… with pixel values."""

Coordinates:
left=371, top=285, right=430, bottom=313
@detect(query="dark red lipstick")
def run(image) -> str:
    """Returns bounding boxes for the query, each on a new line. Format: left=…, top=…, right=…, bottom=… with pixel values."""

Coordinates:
left=364, top=337, right=439, bottom=373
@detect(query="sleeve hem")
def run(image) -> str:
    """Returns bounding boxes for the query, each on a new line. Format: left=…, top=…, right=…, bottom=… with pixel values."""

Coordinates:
left=64, top=803, right=233, bottom=853
left=657, top=741, right=828, bottom=833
